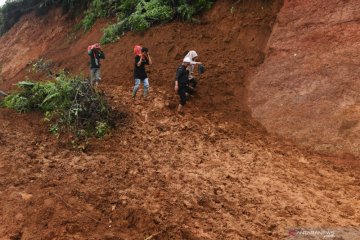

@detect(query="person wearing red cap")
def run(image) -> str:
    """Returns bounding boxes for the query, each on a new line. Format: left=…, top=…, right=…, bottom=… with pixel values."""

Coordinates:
left=88, top=43, right=105, bottom=86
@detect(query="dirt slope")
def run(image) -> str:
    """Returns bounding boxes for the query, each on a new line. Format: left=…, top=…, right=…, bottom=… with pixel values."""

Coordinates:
left=1, top=1, right=282, bottom=126
left=249, top=0, right=360, bottom=158
left=1, top=0, right=360, bottom=239
left=0, top=8, right=72, bottom=88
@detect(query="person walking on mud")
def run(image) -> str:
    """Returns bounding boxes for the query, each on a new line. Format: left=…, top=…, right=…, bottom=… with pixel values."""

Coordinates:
left=184, top=50, right=202, bottom=90
left=132, top=47, right=152, bottom=99
left=88, top=43, right=105, bottom=87
left=175, top=57, right=194, bottom=114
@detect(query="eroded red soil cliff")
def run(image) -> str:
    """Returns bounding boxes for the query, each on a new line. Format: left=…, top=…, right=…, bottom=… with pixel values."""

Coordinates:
left=249, top=0, right=360, bottom=158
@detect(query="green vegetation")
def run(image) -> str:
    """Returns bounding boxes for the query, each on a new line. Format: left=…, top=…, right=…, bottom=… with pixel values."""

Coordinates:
left=0, top=0, right=215, bottom=43
left=100, top=0, right=214, bottom=44
left=1, top=73, right=117, bottom=139
left=100, top=0, right=173, bottom=44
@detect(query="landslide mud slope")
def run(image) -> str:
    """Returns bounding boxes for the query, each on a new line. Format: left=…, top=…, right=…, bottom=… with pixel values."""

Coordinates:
left=249, top=0, right=360, bottom=158
left=0, top=8, right=71, bottom=88
left=1, top=1, right=360, bottom=239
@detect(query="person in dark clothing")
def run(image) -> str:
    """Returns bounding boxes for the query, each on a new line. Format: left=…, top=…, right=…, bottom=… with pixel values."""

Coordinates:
left=88, top=43, right=105, bottom=86
left=175, top=57, right=193, bottom=113
left=132, top=47, right=152, bottom=99
left=184, top=50, right=202, bottom=90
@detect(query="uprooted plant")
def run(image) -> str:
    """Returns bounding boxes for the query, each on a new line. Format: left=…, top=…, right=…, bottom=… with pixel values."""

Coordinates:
left=1, top=73, right=120, bottom=140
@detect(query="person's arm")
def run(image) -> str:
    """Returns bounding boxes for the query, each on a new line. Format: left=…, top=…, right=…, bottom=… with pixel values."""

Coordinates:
left=135, top=55, right=142, bottom=67
left=87, top=49, right=93, bottom=56
left=189, top=62, right=202, bottom=78
left=175, top=67, right=182, bottom=92
left=175, top=80, right=179, bottom=92
left=147, top=53, right=152, bottom=65
left=99, top=50, right=105, bottom=59
left=136, top=56, right=143, bottom=67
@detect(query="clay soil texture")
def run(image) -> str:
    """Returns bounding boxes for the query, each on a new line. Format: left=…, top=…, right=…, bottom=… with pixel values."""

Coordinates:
left=0, top=1, right=360, bottom=240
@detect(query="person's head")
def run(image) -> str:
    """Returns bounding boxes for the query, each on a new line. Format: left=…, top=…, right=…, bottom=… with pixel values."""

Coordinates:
left=183, top=57, right=192, bottom=67
left=94, top=43, right=101, bottom=50
left=141, top=47, right=148, bottom=55
left=188, top=50, right=198, bottom=61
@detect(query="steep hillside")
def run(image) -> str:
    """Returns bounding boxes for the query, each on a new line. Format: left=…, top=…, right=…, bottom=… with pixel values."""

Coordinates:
left=0, top=8, right=72, bottom=87
left=1, top=1, right=360, bottom=240
left=1, top=1, right=282, bottom=126
left=249, top=0, right=360, bottom=158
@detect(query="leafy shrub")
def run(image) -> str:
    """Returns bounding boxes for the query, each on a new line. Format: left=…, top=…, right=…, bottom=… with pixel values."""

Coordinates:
left=1, top=0, right=214, bottom=42
left=1, top=73, right=117, bottom=139
left=80, top=0, right=114, bottom=31
left=128, top=13, right=150, bottom=31
left=107, top=0, right=212, bottom=43
left=117, top=0, right=139, bottom=19
left=177, top=3, right=195, bottom=21
left=95, top=121, right=111, bottom=137
left=81, top=9, right=98, bottom=31
left=101, top=21, right=124, bottom=44
left=60, top=0, right=91, bottom=17
left=100, top=0, right=175, bottom=44
left=137, top=0, right=173, bottom=23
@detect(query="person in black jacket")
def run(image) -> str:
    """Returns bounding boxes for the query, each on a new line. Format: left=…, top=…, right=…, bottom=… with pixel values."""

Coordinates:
left=175, top=57, right=193, bottom=113
left=132, top=47, right=152, bottom=99
left=88, top=43, right=105, bottom=86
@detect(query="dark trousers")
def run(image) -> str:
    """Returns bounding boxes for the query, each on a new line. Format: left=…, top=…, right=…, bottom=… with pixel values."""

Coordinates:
left=178, top=85, right=193, bottom=105
left=188, top=78, right=197, bottom=88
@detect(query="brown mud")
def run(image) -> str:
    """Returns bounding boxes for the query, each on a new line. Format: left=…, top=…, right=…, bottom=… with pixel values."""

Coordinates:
left=0, top=1, right=359, bottom=239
